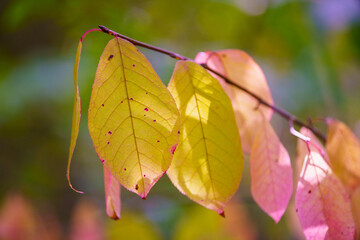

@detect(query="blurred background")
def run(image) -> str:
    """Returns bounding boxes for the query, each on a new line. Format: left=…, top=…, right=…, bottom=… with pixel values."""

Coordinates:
left=0, top=0, right=359, bottom=239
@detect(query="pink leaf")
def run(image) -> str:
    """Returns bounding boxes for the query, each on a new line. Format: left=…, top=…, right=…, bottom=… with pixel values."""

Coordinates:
left=295, top=129, right=355, bottom=239
left=250, top=111, right=292, bottom=223
left=103, top=166, right=121, bottom=220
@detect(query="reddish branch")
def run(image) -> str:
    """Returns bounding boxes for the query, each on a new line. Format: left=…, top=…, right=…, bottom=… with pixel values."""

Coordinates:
left=98, top=25, right=327, bottom=142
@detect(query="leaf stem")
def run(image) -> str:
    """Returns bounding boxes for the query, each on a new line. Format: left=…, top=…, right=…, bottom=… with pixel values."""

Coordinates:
left=97, top=25, right=327, bottom=143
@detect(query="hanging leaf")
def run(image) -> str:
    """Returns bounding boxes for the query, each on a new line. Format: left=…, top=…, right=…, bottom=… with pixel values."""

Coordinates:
left=103, top=166, right=121, bottom=220
left=67, top=40, right=83, bottom=193
left=326, top=119, right=360, bottom=192
left=295, top=129, right=355, bottom=239
left=195, top=50, right=273, bottom=153
left=250, top=111, right=292, bottom=223
left=88, top=38, right=180, bottom=198
left=167, top=60, right=243, bottom=214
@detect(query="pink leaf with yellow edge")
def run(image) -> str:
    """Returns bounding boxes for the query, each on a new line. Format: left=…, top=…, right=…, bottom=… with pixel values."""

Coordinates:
left=103, top=166, right=121, bottom=220
left=326, top=119, right=360, bottom=192
left=295, top=129, right=355, bottom=240
left=167, top=61, right=243, bottom=215
left=250, top=111, right=292, bottom=223
left=195, top=50, right=273, bottom=153
left=88, top=38, right=180, bottom=198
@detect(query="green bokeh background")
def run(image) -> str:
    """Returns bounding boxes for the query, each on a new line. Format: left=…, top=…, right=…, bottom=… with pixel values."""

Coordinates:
left=0, top=0, right=359, bottom=239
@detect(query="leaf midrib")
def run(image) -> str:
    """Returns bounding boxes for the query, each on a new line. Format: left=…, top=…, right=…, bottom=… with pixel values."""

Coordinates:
left=117, top=38, right=145, bottom=193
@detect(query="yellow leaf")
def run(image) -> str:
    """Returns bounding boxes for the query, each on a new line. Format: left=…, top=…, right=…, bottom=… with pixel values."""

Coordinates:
left=195, top=50, right=273, bottom=153
left=88, top=38, right=180, bottom=198
left=167, top=61, right=243, bottom=214
left=67, top=40, right=83, bottom=194
left=326, top=119, right=360, bottom=192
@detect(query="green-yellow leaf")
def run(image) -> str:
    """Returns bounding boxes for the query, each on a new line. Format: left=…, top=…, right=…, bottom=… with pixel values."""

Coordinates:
left=167, top=61, right=243, bottom=214
left=88, top=38, right=180, bottom=198
left=326, top=119, right=360, bottom=192
left=67, top=40, right=83, bottom=194
left=195, top=50, right=273, bottom=154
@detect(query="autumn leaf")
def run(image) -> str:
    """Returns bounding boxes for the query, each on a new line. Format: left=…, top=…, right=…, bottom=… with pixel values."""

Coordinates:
left=295, top=128, right=355, bottom=239
left=195, top=50, right=273, bottom=153
left=351, top=187, right=360, bottom=240
left=103, top=166, right=121, bottom=220
left=167, top=60, right=243, bottom=214
left=250, top=111, right=292, bottom=223
left=326, top=119, right=360, bottom=192
left=88, top=38, right=180, bottom=198
left=67, top=40, right=83, bottom=194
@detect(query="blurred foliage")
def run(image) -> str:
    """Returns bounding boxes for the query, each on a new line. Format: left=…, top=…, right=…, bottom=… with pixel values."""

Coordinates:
left=0, top=0, right=359, bottom=239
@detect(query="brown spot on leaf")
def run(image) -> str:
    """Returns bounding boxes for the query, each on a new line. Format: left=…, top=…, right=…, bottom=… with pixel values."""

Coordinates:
left=121, top=101, right=123, bottom=103
left=108, top=54, right=114, bottom=60
left=132, top=64, right=135, bottom=67
left=100, top=159, right=104, bottom=163
left=153, top=120, right=156, bottom=122
left=296, top=208, right=298, bottom=212
left=157, top=140, right=160, bottom=142
left=178, top=131, right=180, bottom=134
left=146, top=92, right=148, bottom=94
left=107, top=141, right=110, bottom=144
left=135, top=184, right=139, bottom=190
left=101, top=104, right=104, bottom=107
left=144, top=108, right=149, bottom=111
left=124, top=168, right=126, bottom=171
left=108, top=131, right=112, bottom=135
left=308, top=190, right=312, bottom=194
left=130, top=98, right=133, bottom=100
left=143, top=174, right=146, bottom=177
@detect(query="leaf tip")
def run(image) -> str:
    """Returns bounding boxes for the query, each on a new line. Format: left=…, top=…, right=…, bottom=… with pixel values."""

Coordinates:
left=218, top=210, right=226, bottom=218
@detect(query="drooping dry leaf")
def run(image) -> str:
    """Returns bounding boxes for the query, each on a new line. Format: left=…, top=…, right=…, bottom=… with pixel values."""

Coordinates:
left=295, top=130, right=355, bottom=239
left=67, top=40, right=83, bottom=193
left=88, top=38, right=180, bottom=198
left=326, top=119, right=360, bottom=192
left=103, top=166, right=121, bottom=219
left=250, top=111, right=292, bottom=223
left=195, top=50, right=273, bottom=153
left=167, top=60, right=243, bottom=214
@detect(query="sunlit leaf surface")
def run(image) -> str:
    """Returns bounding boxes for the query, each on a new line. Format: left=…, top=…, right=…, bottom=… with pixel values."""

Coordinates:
left=195, top=50, right=273, bottom=153
left=103, top=166, right=121, bottom=220
left=326, top=119, right=360, bottom=192
left=88, top=38, right=180, bottom=198
left=167, top=60, right=243, bottom=214
left=295, top=129, right=355, bottom=239
left=250, top=111, right=292, bottom=223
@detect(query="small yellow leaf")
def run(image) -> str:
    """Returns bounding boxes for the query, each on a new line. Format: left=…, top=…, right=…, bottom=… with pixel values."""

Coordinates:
left=88, top=38, right=180, bottom=198
left=195, top=50, right=273, bottom=153
left=167, top=61, right=243, bottom=214
left=67, top=40, right=83, bottom=194
left=326, top=119, right=360, bottom=192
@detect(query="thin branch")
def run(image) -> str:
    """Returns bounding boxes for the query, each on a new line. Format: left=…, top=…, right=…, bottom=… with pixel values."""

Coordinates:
left=98, top=25, right=327, bottom=143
